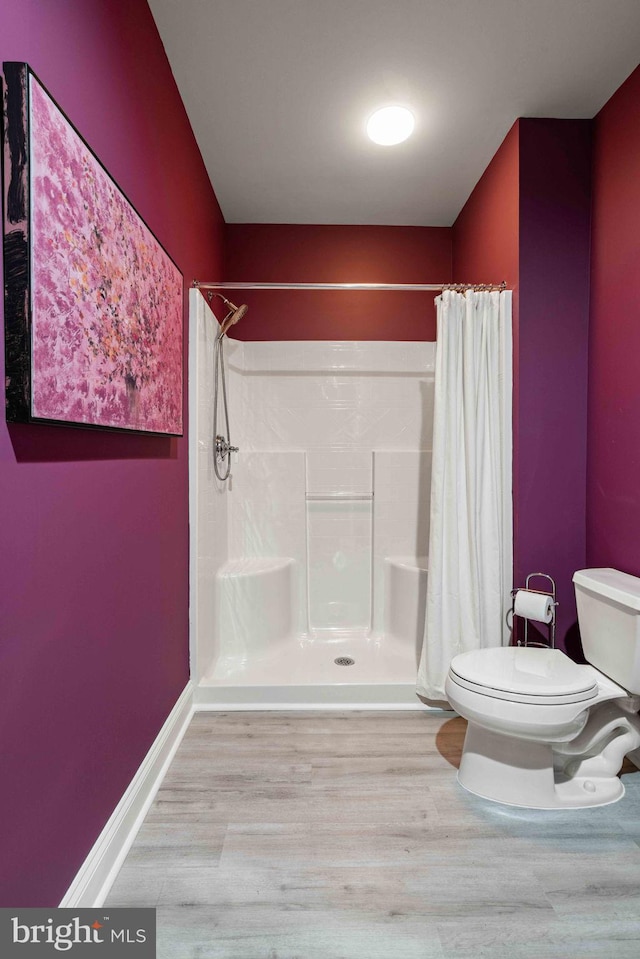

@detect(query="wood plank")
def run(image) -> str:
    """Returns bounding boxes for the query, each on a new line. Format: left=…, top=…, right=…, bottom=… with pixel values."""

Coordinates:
left=106, top=710, right=640, bottom=958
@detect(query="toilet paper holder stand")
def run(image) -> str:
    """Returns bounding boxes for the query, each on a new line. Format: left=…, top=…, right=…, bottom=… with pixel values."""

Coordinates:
left=508, top=572, right=558, bottom=649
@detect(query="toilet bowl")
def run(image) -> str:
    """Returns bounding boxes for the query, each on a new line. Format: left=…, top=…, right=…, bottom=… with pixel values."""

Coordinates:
left=445, top=568, right=640, bottom=809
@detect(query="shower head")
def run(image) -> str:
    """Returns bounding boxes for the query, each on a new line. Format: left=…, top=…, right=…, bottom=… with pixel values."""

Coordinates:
left=207, top=292, right=248, bottom=337
left=219, top=302, right=248, bottom=337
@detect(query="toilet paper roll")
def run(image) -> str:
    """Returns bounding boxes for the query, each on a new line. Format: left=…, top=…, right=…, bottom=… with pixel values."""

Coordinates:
left=513, top=589, right=554, bottom=624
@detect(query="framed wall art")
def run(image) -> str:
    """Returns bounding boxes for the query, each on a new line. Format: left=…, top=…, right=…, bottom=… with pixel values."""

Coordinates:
left=2, top=62, right=183, bottom=435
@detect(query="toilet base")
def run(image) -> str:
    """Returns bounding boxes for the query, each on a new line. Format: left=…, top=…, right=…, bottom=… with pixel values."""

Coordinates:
left=458, top=723, right=625, bottom=809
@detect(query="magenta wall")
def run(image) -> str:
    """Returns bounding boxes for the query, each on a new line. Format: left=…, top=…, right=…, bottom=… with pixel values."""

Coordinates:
left=224, top=224, right=452, bottom=340
left=518, top=119, right=592, bottom=652
left=454, top=119, right=592, bottom=652
left=588, top=65, right=640, bottom=573
left=0, top=0, right=224, bottom=905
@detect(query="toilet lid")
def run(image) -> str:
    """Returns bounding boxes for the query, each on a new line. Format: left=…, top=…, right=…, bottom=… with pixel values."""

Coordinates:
left=450, top=647, right=598, bottom=700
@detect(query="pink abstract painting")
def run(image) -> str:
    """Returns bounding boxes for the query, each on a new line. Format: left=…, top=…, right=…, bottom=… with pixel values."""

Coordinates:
left=28, top=75, right=183, bottom=433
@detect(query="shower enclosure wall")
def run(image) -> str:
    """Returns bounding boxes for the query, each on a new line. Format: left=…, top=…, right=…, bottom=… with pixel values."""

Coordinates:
left=189, top=290, right=435, bottom=706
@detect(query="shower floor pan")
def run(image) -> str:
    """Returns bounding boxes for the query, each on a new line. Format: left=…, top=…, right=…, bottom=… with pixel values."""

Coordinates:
left=196, top=629, right=426, bottom=710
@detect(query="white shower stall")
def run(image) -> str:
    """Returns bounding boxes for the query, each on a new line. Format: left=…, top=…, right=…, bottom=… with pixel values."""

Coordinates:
left=189, top=289, right=434, bottom=707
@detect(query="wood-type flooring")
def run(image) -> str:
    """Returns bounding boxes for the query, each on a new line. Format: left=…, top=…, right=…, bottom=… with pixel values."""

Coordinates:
left=106, top=711, right=640, bottom=958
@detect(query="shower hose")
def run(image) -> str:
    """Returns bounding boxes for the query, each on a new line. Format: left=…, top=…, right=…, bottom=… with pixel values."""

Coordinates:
left=213, top=331, right=232, bottom=482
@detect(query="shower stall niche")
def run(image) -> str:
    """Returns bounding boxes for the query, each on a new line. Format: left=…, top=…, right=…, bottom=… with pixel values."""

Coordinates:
left=189, top=290, right=434, bottom=707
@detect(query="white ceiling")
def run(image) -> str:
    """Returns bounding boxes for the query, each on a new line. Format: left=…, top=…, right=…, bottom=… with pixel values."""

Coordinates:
left=148, top=0, right=640, bottom=226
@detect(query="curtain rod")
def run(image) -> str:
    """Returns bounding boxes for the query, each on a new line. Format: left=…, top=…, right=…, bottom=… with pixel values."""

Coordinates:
left=192, top=280, right=506, bottom=292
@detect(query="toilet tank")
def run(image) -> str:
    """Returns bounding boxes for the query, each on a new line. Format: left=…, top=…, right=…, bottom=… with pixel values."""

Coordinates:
left=573, top=568, right=640, bottom=694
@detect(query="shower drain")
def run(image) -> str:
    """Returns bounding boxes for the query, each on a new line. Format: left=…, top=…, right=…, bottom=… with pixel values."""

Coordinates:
left=334, top=656, right=355, bottom=666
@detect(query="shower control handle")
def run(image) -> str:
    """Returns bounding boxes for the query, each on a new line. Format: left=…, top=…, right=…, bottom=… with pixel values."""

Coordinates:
left=215, top=435, right=239, bottom=459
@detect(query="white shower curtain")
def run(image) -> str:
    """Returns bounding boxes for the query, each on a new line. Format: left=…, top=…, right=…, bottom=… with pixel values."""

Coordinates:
left=417, top=289, right=512, bottom=702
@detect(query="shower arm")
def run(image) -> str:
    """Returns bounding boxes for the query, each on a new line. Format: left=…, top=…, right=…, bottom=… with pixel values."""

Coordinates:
left=206, top=291, right=248, bottom=337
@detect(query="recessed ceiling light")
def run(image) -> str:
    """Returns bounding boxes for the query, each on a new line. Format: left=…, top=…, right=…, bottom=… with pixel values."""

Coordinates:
left=366, top=106, right=415, bottom=146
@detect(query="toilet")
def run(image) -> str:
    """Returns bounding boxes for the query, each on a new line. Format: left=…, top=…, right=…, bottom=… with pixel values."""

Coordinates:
left=445, top=568, right=640, bottom=809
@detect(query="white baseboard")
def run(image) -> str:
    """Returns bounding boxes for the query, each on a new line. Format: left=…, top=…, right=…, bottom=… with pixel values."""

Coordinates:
left=59, top=682, right=194, bottom=908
